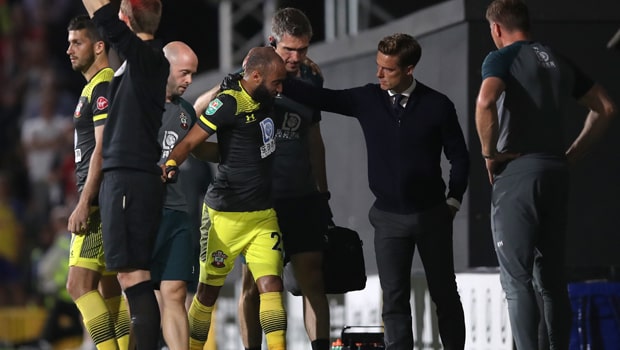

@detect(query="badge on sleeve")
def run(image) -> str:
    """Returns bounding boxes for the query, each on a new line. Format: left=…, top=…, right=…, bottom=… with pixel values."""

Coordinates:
left=96, top=96, right=109, bottom=111
left=205, top=98, right=223, bottom=115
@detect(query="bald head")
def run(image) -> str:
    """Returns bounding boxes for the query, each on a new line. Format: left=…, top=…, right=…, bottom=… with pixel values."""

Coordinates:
left=163, top=41, right=199, bottom=68
left=163, top=41, right=199, bottom=100
left=241, top=47, right=286, bottom=103
left=243, top=47, right=283, bottom=77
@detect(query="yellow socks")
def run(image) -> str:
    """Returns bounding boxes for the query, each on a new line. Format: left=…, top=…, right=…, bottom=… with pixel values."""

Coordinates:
left=188, top=295, right=213, bottom=350
left=186, top=292, right=286, bottom=350
left=75, top=290, right=118, bottom=350
left=105, top=295, right=131, bottom=350
left=259, top=292, right=287, bottom=350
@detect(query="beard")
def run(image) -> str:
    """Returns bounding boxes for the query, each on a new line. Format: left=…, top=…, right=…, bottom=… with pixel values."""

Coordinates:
left=72, top=56, right=95, bottom=74
left=72, top=61, right=86, bottom=72
left=252, top=83, right=274, bottom=105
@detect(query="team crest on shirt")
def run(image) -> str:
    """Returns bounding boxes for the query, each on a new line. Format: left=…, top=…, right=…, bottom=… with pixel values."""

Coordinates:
left=211, top=250, right=228, bottom=268
left=96, top=96, right=108, bottom=111
left=74, top=99, right=84, bottom=118
left=205, top=98, right=223, bottom=115
left=179, top=112, right=188, bottom=130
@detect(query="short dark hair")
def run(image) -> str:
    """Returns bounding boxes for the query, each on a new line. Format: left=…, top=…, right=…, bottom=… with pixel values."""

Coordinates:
left=271, top=7, right=313, bottom=43
left=120, top=0, right=162, bottom=35
left=486, top=0, right=531, bottom=33
left=67, top=15, right=108, bottom=52
left=244, top=47, right=282, bottom=77
left=377, top=33, right=421, bottom=68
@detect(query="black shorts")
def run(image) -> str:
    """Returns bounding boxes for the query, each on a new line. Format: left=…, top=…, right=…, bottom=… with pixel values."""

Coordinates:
left=151, top=208, right=195, bottom=286
left=100, top=169, right=164, bottom=271
left=275, top=193, right=327, bottom=259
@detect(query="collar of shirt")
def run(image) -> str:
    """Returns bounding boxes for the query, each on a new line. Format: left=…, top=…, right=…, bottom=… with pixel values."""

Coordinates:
left=388, top=79, right=417, bottom=107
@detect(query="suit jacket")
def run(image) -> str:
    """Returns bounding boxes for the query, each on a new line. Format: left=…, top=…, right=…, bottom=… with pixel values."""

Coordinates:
left=283, top=79, right=470, bottom=214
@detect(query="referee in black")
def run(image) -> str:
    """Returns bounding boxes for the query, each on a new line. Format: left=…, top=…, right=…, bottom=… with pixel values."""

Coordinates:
left=82, top=1, right=169, bottom=349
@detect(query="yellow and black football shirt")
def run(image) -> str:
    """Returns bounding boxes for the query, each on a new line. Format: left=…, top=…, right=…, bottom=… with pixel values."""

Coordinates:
left=73, top=67, right=113, bottom=193
left=199, top=80, right=277, bottom=212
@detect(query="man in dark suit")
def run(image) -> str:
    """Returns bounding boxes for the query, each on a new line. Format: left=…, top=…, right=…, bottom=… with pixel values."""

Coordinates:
left=283, top=33, right=469, bottom=350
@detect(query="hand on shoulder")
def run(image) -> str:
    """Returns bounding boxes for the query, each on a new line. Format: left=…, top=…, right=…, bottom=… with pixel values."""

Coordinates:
left=303, top=56, right=323, bottom=78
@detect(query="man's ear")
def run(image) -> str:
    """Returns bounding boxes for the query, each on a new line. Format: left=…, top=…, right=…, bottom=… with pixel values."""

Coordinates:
left=268, top=36, right=277, bottom=48
left=492, top=22, right=502, bottom=38
left=243, top=69, right=261, bottom=85
left=405, top=64, right=414, bottom=77
left=251, top=69, right=263, bottom=84
left=94, top=41, right=105, bottom=56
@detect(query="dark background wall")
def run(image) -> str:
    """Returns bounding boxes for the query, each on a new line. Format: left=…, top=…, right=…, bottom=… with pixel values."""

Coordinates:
left=466, top=2, right=620, bottom=276
left=186, top=0, right=620, bottom=278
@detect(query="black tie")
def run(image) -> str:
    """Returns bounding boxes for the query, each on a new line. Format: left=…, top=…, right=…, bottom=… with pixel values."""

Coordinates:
left=392, top=93, right=405, bottom=114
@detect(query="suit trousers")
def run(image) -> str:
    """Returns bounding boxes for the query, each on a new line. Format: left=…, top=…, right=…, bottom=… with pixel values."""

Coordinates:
left=369, top=203, right=465, bottom=350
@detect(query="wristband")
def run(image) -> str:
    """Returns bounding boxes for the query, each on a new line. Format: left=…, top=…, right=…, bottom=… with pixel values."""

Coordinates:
left=164, top=159, right=180, bottom=184
left=482, top=153, right=496, bottom=159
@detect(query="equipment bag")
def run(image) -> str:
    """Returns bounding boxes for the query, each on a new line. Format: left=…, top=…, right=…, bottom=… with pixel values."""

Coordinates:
left=284, top=225, right=367, bottom=295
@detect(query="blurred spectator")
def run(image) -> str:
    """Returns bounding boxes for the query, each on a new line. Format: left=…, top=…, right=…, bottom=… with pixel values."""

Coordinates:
left=20, top=73, right=72, bottom=223
left=36, top=205, right=83, bottom=348
left=49, top=125, right=78, bottom=209
left=0, top=171, right=26, bottom=306
left=0, top=0, right=216, bottom=310
left=0, top=1, right=80, bottom=309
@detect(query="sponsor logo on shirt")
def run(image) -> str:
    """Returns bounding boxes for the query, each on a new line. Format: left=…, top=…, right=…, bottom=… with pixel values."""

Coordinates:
left=161, top=130, right=179, bottom=159
left=259, top=117, right=276, bottom=158
left=206, top=98, right=223, bottom=115
left=276, top=112, right=301, bottom=140
left=74, top=148, right=82, bottom=163
left=96, top=96, right=108, bottom=111
left=532, top=45, right=556, bottom=69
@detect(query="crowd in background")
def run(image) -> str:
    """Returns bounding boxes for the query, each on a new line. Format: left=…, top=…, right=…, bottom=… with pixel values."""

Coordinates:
left=0, top=0, right=88, bottom=308
left=1, top=3, right=213, bottom=346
